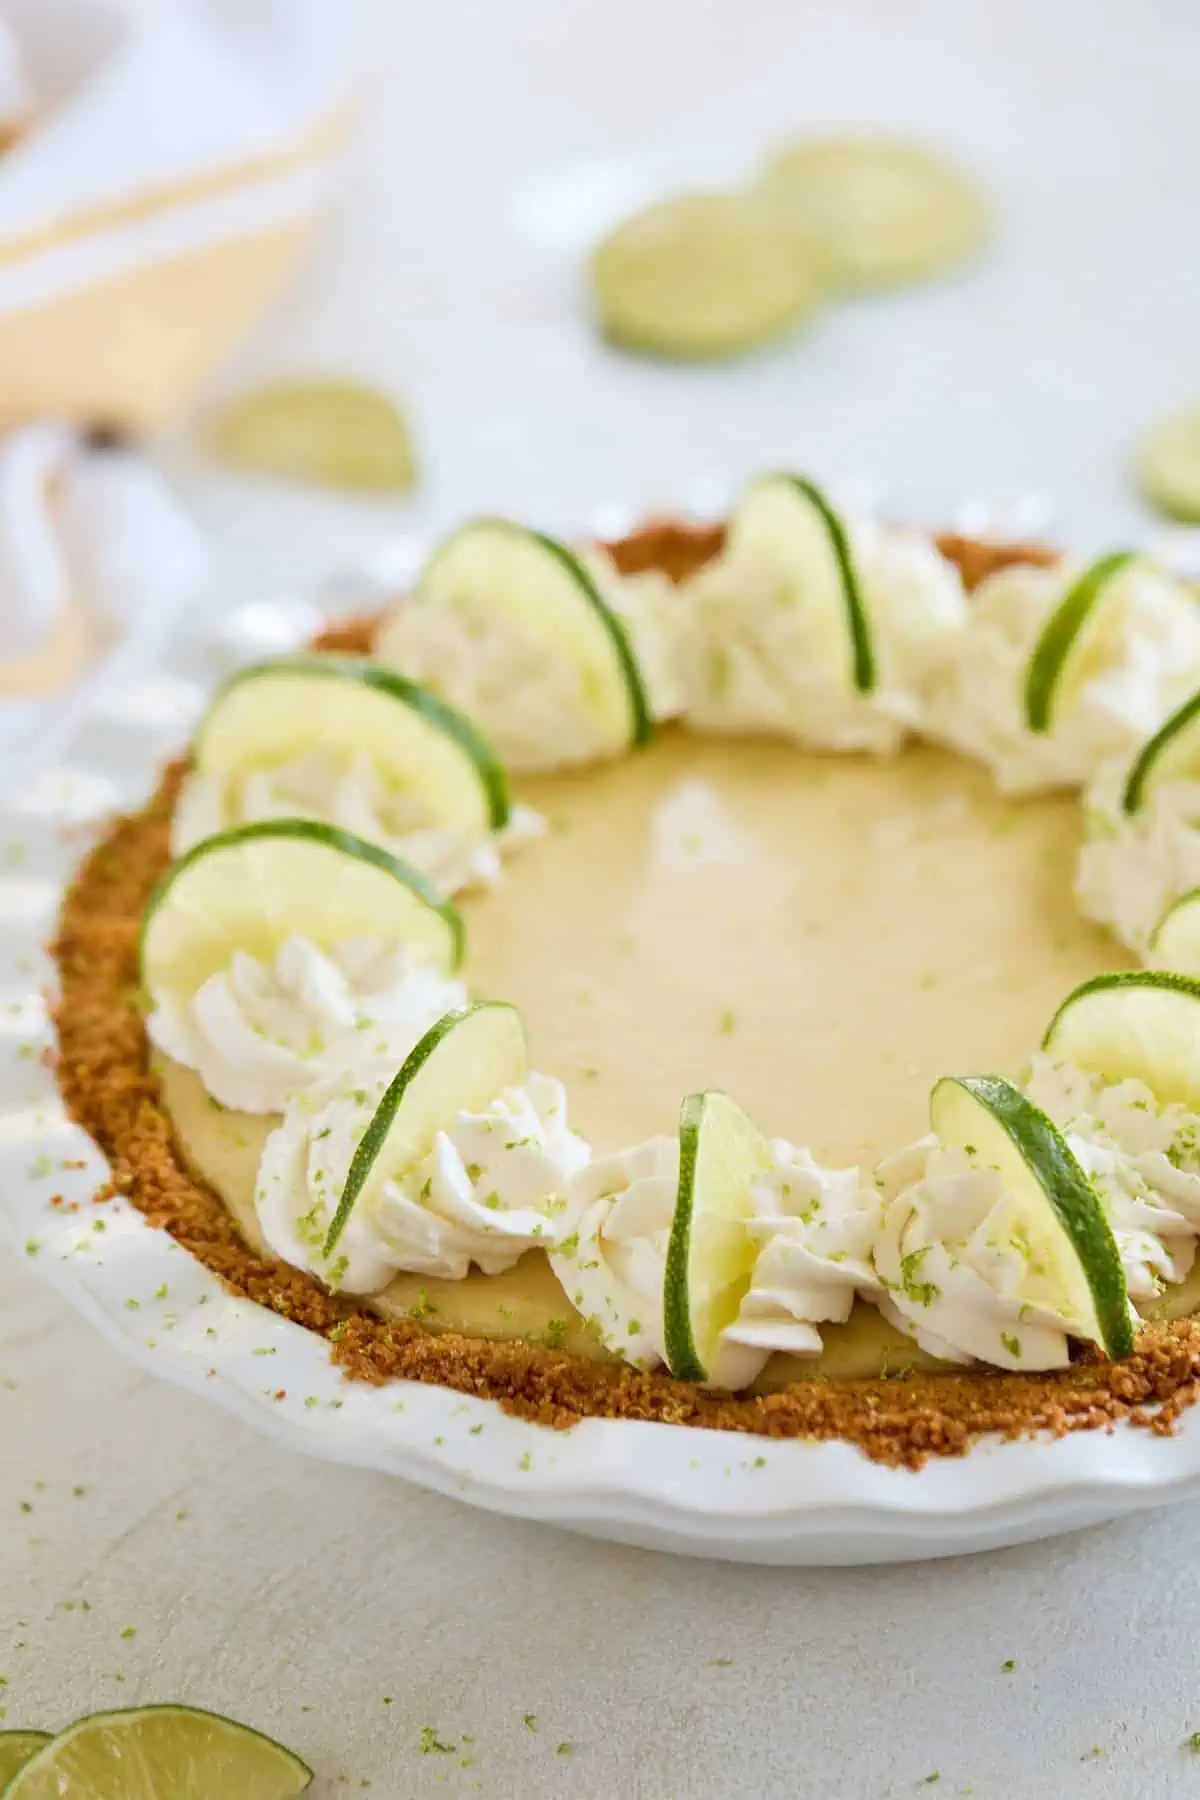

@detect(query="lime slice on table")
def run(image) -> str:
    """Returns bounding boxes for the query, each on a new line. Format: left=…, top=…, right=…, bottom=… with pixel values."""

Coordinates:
left=590, top=193, right=827, bottom=360
left=931, top=1075, right=1133, bottom=1359
left=0, top=1735, right=51, bottom=1785
left=210, top=378, right=416, bottom=494
left=192, top=655, right=509, bottom=839
left=1043, top=970, right=1200, bottom=1112
left=1137, top=405, right=1200, bottom=523
left=141, top=818, right=464, bottom=1003
left=1149, top=889, right=1200, bottom=973
left=756, top=134, right=988, bottom=290
left=324, top=1000, right=528, bottom=1257
left=662, top=1089, right=775, bottom=1382
left=3, top=1706, right=310, bottom=1799
left=1121, top=687, right=1200, bottom=813
left=728, top=472, right=874, bottom=692
left=413, top=517, right=652, bottom=754
left=1023, top=550, right=1138, bottom=732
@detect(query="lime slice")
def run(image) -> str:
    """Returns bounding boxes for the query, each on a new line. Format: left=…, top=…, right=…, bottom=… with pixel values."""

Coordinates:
left=141, top=818, right=463, bottom=1001
left=757, top=135, right=988, bottom=289
left=3, top=1706, right=310, bottom=1798
left=728, top=472, right=874, bottom=691
left=662, top=1089, right=775, bottom=1382
left=1043, top=970, right=1200, bottom=1112
left=0, top=1735, right=51, bottom=1785
left=1023, top=550, right=1138, bottom=732
left=931, top=1075, right=1133, bottom=1358
left=210, top=378, right=416, bottom=494
left=1137, top=405, right=1200, bottom=523
left=413, top=517, right=652, bottom=755
left=1149, top=888, right=1200, bottom=972
left=192, top=655, right=509, bottom=839
left=324, top=1001, right=527, bottom=1256
left=1121, top=688, right=1200, bottom=813
left=590, top=193, right=826, bottom=359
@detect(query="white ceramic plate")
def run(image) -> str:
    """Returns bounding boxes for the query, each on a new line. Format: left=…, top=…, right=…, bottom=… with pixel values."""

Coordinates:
left=7, top=583, right=1200, bottom=1568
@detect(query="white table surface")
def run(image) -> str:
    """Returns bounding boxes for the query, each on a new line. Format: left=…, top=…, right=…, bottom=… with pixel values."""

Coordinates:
left=7, top=1, right=1200, bottom=1794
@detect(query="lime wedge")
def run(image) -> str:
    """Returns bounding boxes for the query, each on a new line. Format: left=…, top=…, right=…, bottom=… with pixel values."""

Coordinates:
left=192, top=655, right=509, bottom=839
left=3, top=1706, right=310, bottom=1798
left=324, top=1001, right=527, bottom=1256
left=728, top=472, right=874, bottom=691
left=407, top=517, right=652, bottom=755
left=590, top=193, right=826, bottom=359
left=931, top=1075, right=1132, bottom=1358
left=757, top=134, right=988, bottom=289
left=1137, top=405, right=1200, bottom=523
left=1149, top=888, right=1200, bottom=973
left=1043, top=970, right=1200, bottom=1112
left=210, top=378, right=416, bottom=494
left=1023, top=550, right=1138, bottom=732
left=662, top=1089, right=775, bottom=1382
left=1121, top=687, right=1200, bottom=813
left=0, top=1735, right=51, bottom=1785
left=141, top=819, right=463, bottom=1001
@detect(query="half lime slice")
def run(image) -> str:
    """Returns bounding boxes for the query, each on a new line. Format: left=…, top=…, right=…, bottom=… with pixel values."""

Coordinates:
left=192, top=655, right=509, bottom=838
left=141, top=819, right=464, bottom=1000
left=1023, top=550, right=1137, bottom=732
left=931, top=1075, right=1132, bottom=1359
left=210, top=378, right=416, bottom=494
left=590, top=192, right=826, bottom=359
left=1149, top=888, right=1200, bottom=973
left=1137, top=405, right=1200, bottom=523
left=1043, top=971, right=1200, bottom=1111
left=324, top=1000, right=527, bottom=1256
left=1121, top=688, right=1200, bottom=813
left=662, top=1089, right=775, bottom=1382
left=728, top=472, right=874, bottom=691
left=757, top=134, right=988, bottom=289
left=0, top=1735, right=51, bottom=1786
left=3, top=1706, right=311, bottom=1798
left=414, top=516, right=652, bottom=754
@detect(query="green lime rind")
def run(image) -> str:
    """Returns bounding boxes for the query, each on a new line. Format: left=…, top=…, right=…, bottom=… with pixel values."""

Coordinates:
left=193, top=654, right=510, bottom=833
left=931, top=1075, right=1133, bottom=1360
left=1137, top=406, right=1200, bottom=524
left=0, top=1735, right=52, bottom=1787
left=421, top=517, right=653, bottom=752
left=769, top=474, right=874, bottom=693
left=1042, top=970, right=1200, bottom=1113
left=140, top=818, right=465, bottom=994
left=662, top=1089, right=774, bottom=1383
left=1023, top=550, right=1137, bottom=732
left=324, top=1001, right=527, bottom=1257
left=1121, top=687, right=1200, bottom=814
left=2, top=1705, right=311, bottom=1799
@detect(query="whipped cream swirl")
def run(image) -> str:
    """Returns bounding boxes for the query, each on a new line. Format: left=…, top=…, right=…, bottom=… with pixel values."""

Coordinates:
left=256, top=1068, right=589, bottom=1293
left=677, top=518, right=965, bottom=752
left=928, top=559, right=1200, bottom=795
left=1076, top=760, right=1200, bottom=953
left=552, top=1136, right=882, bottom=1387
left=172, top=750, right=543, bottom=898
left=147, top=935, right=465, bottom=1115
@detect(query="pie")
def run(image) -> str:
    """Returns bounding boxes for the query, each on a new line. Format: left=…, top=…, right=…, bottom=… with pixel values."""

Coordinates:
left=53, top=482, right=1200, bottom=1467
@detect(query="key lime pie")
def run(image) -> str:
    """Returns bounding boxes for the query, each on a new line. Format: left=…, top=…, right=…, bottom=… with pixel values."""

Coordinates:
left=54, top=482, right=1200, bottom=1466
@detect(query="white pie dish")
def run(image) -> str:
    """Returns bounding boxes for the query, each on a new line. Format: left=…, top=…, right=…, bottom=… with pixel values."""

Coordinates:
left=6, top=593, right=1200, bottom=1567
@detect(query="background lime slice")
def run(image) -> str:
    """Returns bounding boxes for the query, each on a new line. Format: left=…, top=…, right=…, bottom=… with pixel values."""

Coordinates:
left=931, top=1075, right=1132, bottom=1358
left=1042, top=970, right=1200, bottom=1112
left=324, top=1000, right=528, bottom=1255
left=210, top=378, right=416, bottom=494
left=591, top=192, right=827, bottom=359
left=3, top=1706, right=311, bottom=1799
left=663, top=1088, right=775, bottom=1381
left=756, top=134, right=989, bottom=289
left=1023, top=550, right=1137, bottom=732
left=0, top=1734, right=51, bottom=1785
left=141, top=818, right=464, bottom=997
left=1137, top=405, right=1200, bottom=523
left=193, top=655, right=510, bottom=838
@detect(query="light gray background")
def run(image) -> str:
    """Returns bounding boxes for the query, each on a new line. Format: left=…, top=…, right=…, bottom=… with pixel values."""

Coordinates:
left=6, top=2, right=1200, bottom=1795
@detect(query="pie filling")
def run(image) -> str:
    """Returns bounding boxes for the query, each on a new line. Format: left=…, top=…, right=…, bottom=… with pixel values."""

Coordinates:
left=52, top=500, right=1200, bottom=1459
